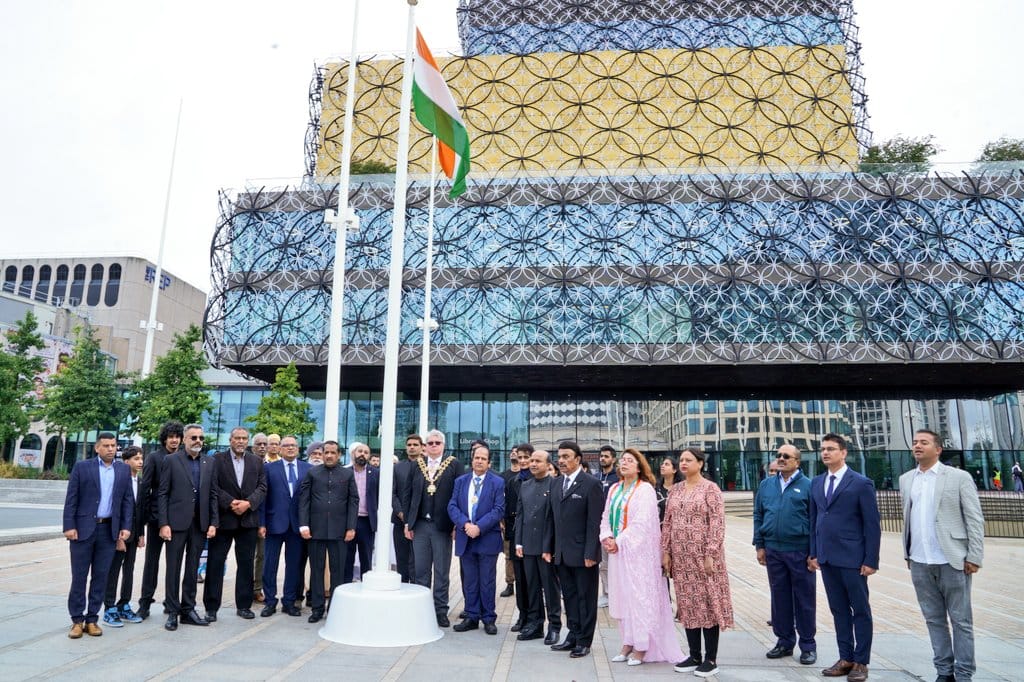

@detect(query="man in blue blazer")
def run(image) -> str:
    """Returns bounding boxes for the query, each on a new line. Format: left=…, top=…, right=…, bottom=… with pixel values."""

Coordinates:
left=808, top=433, right=881, bottom=682
left=448, top=444, right=505, bottom=635
left=259, top=434, right=310, bottom=617
left=63, top=432, right=134, bottom=638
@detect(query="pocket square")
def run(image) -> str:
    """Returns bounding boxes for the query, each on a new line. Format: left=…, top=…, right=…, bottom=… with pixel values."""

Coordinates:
left=571, top=493, right=583, bottom=499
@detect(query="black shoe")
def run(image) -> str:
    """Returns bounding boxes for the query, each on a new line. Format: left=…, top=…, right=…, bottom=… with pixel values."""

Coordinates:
left=137, top=605, right=150, bottom=621
left=673, top=656, right=702, bottom=673
left=436, top=613, right=450, bottom=628
left=766, top=645, right=794, bottom=659
left=164, top=615, right=178, bottom=631
left=500, top=584, right=514, bottom=597
left=569, top=645, right=590, bottom=658
left=694, top=660, right=719, bottom=678
left=453, top=618, right=479, bottom=632
left=181, top=610, right=209, bottom=626
left=308, top=610, right=324, bottom=623
left=284, top=606, right=302, bottom=617
left=261, top=605, right=276, bottom=617
left=510, top=621, right=523, bottom=633
left=543, top=627, right=560, bottom=646
left=517, top=626, right=543, bottom=641
left=484, top=622, right=498, bottom=635
left=205, top=611, right=217, bottom=623
left=237, top=608, right=255, bottom=620
left=458, top=610, right=468, bottom=619
left=935, top=675, right=955, bottom=682
left=800, top=650, right=817, bottom=665
left=551, top=638, right=576, bottom=652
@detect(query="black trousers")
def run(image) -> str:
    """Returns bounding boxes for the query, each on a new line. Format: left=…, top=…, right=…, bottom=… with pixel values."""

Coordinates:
left=523, top=553, right=562, bottom=628
left=343, top=516, right=374, bottom=582
left=309, top=538, right=347, bottom=612
left=165, top=520, right=206, bottom=616
left=203, top=526, right=258, bottom=612
left=512, top=555, right=529, bottom=625
left=104, top=538, right=139, bottom=610
left=393, top=522, right=414, bottom=583
left=557, top=562, right=599, bottom=646
left=138, top=519, right=165, bottom=610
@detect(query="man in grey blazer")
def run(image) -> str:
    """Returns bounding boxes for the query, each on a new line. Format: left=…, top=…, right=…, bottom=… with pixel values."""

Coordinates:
left=900, top=429, right=984, bottom=682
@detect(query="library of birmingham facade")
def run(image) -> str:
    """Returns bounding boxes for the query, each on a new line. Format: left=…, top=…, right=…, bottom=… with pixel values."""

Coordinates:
left=204, top=0, right=1024, bottom=490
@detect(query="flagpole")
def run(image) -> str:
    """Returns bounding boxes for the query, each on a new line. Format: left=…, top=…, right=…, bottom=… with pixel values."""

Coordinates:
left=418, top=137, right=438, bottom=435
left=323, top=0, right=362, bottom=443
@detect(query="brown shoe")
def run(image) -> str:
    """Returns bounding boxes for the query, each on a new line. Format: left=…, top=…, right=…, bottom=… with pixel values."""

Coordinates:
left=254, top=590, right=265, bottom=603
left=847, top=663, right=868, bottom=682
left=68, top=622, right=84, bottom=639
left=84, top=622, right=103, bottom=637
left=822, top=660, right=854, bottom=677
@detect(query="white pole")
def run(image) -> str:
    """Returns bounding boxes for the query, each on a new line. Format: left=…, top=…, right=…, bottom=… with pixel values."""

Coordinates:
left=371, top=0, right=417, bottom=578
left=141, top=98, right=182, bottom=377
left=323, top=0, right=362, bottom=442
left=418, top=137, right=437, bottom=435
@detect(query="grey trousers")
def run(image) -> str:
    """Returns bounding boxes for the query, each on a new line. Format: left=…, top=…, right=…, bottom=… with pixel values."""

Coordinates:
left=412, top=519, right=453, bottom=615
left=910, top=561, right=975, bottom=680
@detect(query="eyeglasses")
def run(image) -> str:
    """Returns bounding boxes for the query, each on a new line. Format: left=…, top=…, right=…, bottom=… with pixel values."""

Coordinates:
left=188, top=435, right=204, bottom=441
left=282, top=444, right=298, bottom=448
left=776, top=453, right=795, bottom=461
left=425, top=441, right=442, bottom=446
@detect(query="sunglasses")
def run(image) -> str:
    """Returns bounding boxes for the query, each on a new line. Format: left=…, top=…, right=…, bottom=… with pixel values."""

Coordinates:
left=776, top=453, right=794, bottom=460
left=425, top=441, right=443, bottom=446
left=188, top=435, right=205, bottom=441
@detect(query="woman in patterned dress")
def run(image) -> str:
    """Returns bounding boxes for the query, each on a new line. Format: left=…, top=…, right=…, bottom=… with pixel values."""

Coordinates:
left=600, top=449, right=683, bottom=666
left=661, top=447, right=734, bottom=678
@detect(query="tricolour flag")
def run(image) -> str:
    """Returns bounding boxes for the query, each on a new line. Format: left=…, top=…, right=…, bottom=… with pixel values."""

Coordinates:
left=412, top=29, right=471, bottom=199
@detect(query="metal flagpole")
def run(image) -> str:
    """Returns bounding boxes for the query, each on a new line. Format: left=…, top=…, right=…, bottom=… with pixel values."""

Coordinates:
left=418, top=137, right=438, bottom=435
left=323, top=0, right=362, bottom=442
left=141, top=98, right=182, bottom=377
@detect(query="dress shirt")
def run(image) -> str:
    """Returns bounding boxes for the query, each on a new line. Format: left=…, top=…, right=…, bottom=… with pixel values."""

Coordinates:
left=467, top=475, right=483, bottom=520
left=97, top=459, right=115, bottom=518
left=825, top=464, right=848, bottom=492
left=426, top=455, right=442, bottom=476
left=354, top=465, right=368, bottom=517
left=562, top=466, right=581, bottom=492
left=287, top=460, right=298, bottom=497
left=231, top=452, right=246, bottom=487
left=909, top=463, right=948, bottom=565
left=131, top=474, right=138, bottom=503
left=779, top=471, right=799, bottom=492
left=187, top=453, right=201, bottom=491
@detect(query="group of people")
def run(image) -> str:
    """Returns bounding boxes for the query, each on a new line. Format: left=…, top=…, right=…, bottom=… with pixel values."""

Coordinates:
left=63, top=424, right=986, bottom=682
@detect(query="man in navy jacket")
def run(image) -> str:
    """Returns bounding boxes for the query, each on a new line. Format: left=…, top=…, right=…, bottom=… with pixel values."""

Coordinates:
left=63, top=432, right=134, bottom=638
left=753, top=443, right=816, bottom=664
left=808, top=433, right=881, bottom=682
left=259, top=434, right=310, bottom=617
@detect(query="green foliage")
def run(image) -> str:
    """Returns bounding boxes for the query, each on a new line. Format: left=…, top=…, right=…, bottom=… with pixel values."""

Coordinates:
left=0, top=311, right=46, bottom=446
left=860, top=135, right=939, bottom=174
left=245, top=362, right=315, bottom=438
left=976, top=137, right=1024, bottom=165
left=0, top=460, right=69, bottom=480
left=126, top=325, right=212, bottom=442
left=350, top=158, right=395, bottom=175
left=40, top=324, right=125, bottom=442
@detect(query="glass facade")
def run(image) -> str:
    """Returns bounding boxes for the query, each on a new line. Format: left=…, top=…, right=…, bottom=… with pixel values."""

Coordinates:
left=202, top=388, right=1024, bottom=492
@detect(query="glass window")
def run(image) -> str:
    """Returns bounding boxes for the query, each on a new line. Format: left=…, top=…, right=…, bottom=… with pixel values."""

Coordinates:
left=104, top=263, right=122, bottom=306
left=86, top=263, right=104, bottom=306
left=35, top=265, right=51, bottom=303
left=723, top=400, right=738, bottom=413
left=19, top=265, right=34, bottom=298
left=2, top=265, right=15, bottom=293
left=53, top=264, right=68, bottom=302
left=703, top=418, right=717, bottom=434
left=69, top=264, right=86, bottom=305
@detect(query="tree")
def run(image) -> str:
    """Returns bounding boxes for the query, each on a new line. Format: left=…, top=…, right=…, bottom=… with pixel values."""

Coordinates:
left=0, top=311, right=46, bottom=447
left=127, top=324, right=212, bottom=442
left=40, top=324, right=125, bottom=458
left=860, top=135, right=939, bottom=174
left=976, top=137, right=1024, bottom=168
left=350, top=158, right=395, bottom=175
left=245, top=362, right=315, bottom=439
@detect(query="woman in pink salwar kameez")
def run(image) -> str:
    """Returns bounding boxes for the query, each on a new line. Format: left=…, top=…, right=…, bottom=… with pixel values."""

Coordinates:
left=600, top=448, right=684, bottom=666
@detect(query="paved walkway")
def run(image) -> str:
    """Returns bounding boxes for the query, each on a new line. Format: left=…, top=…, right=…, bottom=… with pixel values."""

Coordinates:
left=0, top=516, right=1021, bottom=681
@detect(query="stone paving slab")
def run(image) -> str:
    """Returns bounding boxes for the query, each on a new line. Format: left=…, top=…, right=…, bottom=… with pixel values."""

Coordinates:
left=0, top=517, right=1021, bottom=681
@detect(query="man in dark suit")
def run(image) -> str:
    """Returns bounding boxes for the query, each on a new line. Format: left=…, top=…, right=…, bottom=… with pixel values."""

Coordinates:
left=448, top=445, right=505, bottom=635
left=808, top=433, right=881, bottom=682
left=504, top=444, right=532, bottom=632
left=159, top=423, right=218, bottom=631
left=63, top=432, right=135, bottom=639
left=392, top=434, right=422, bottom=583
left=136, top=420, right=183, bottom=620
left=547, top=440, right=604, bottom=658
left=402, top=429, right=465, bottom=627
left=259, top=434, right=311, bottom=617
left=203, top=427, right=266, bottom=621
left=299, top=440, right=358, bottom=623
left=343, top=441, right=380, bottom=583
left=515, top=448, right=562, bottom=645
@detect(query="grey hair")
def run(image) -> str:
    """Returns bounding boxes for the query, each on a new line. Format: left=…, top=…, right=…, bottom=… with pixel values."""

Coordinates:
left=425, top=429, right=445, bottom=446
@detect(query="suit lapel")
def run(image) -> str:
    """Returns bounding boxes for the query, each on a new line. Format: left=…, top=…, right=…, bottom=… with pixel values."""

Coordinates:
left=828, top=471, right=854, bottom=506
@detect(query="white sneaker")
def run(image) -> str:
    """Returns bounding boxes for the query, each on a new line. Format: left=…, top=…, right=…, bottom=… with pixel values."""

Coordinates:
left=611, top=654, right=629, bottom=662
left=598, top=596, right=609, bottom=608
left=627, top=657, right=643, bottom=666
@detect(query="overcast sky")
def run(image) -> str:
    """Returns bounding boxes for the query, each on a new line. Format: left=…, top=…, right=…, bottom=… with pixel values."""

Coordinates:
left=1, top=0, right=1021, bottom=292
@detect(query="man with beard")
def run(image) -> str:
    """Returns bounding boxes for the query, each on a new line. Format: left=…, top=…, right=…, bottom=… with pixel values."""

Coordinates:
left=136, top=420, right=183, bottom=620
left=343, top=441, right=381, bottom=583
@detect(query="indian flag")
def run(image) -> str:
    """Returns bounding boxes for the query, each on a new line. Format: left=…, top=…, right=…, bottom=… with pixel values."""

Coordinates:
left=412, top=29, right=471, bottom=199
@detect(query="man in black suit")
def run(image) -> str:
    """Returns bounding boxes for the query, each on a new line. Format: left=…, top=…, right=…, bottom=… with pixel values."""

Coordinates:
left=392, top=434, right=422, bottom=583
left=343, top=441, right=380, bottom=583
left=299, top=440, right=358, bottom=623
left=505, top=443, right=532, bottom=631
left=515, top=448, right=562, bottom=645
left=158, top=423, right=218, bottom=631
left=203, top=427, right=266, bottom=621
left=136, top=420, right=183, bottom=620
left=403, top=429, right=465, bottom=627
left=547, top=440, right=604, bottom=658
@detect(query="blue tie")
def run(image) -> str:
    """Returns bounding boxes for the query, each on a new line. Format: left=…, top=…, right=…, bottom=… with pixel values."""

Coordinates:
left=471, top=476, right=482, bottom=521
left=825, top=474, right=836, bottom=503
left=288, top=462, right=297, bottom=496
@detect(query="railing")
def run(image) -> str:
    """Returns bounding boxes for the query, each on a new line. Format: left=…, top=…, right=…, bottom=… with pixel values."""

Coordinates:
left=877, top=490, right=1024, bottom=539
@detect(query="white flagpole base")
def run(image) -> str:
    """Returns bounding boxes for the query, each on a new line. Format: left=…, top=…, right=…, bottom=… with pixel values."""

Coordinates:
left=318, top=576, right=443, bottom=647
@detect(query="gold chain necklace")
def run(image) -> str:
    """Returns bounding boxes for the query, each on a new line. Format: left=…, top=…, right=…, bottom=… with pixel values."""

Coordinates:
left=418, top=456, right=455, bottom=495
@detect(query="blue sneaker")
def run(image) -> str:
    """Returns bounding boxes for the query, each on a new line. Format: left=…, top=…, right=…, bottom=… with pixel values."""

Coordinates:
left=119, top=605, right=143, bottom=623
left=103, top=607, right=124, bottom=628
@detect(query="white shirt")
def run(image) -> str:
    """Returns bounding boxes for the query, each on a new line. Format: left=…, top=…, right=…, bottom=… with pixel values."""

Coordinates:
left=562, top=467, right=582, bottom=492
left=909, top=462, right=948, bottom=565
left=131, top=474, right=138, bottom=502
left=467, top=473, right=484, bottom=521
left=824, top=464, right=848, bottom=495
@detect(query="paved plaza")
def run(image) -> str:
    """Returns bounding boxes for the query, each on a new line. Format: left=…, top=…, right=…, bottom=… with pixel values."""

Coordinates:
left=0, top=512, right=1021, bottom=681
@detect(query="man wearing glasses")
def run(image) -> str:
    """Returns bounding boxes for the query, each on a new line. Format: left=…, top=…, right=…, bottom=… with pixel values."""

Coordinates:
left=403, top=429, right=465, bottom=627
left=158, top=423, right=218, bottom=631
left=753, top=444, right=817, bottom=665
